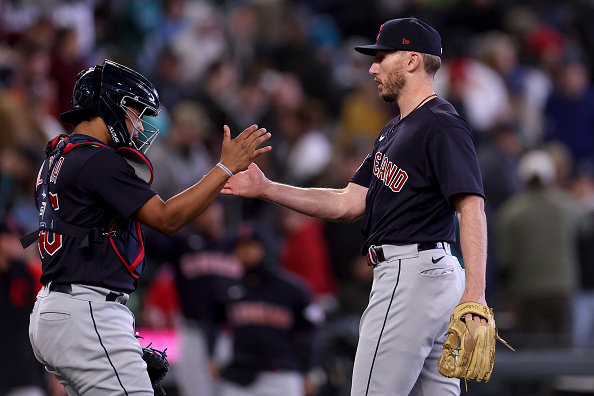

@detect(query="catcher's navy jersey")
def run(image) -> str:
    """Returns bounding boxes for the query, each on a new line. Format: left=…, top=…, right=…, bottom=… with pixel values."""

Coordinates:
left=350, top=97, right=484, bottom=253
left=36, top=134, right=157, bottom=292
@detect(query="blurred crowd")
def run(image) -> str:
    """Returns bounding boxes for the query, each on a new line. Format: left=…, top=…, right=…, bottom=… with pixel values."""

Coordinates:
left=3, top=0, right=594, bottom=395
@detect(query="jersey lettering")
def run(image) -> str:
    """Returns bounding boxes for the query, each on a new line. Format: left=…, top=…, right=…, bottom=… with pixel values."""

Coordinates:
left=180, top=251, right=243, bottom=278
left=373, top=151, right=409, bottom=192
left=378, top=157, right=388, bottom=182
left=389, top=168, right=409, bottom=192
left=229, top=301, right=294, bottom=329
left=373, top=153, right=382, bottom=176
left=385, top=162, right=398, bottom=185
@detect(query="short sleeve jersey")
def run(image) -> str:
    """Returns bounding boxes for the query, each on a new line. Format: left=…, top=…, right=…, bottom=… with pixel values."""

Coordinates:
left=350, top=97, right=484, bottom=254
left=37, top=134, right=157, bottom=292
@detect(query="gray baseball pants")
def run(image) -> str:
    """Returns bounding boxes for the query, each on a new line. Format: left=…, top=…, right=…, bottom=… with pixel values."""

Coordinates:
left=350, top=243, right=465, bottom=396
left=219, top=371, right=304, bottom=396
left=29, top=283, right=153, bottom=395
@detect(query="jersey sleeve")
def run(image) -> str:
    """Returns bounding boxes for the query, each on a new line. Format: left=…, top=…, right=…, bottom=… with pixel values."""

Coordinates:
left=427, top=127, right=485, bottom=210
left=78, top=149, right=157, bottom=219
left=349, top=153, right=374, bottom=187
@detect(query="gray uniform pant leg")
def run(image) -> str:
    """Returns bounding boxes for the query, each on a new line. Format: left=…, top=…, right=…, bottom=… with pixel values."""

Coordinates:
left=219, top=371, right=304, bottom=396
left=175, top=320, right=216, bottom=396
left=350, top=246, right=465, bottom=396
left=29, top=284, right=153, bottom=395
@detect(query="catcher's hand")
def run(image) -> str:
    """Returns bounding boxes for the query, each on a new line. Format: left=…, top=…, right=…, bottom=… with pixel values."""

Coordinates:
left=142, top=343, right=169, bottom=395
left=437, top=302, right=514, bottom=386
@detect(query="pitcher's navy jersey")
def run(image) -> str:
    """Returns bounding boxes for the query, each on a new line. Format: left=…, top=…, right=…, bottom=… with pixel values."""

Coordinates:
left=350, top=97, right=484, bottom=253
left=36, top=134, right=157, bottom=292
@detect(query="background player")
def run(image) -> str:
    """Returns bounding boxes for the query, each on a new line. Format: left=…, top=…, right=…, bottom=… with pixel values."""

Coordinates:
left=27, top=59, right=270, bottom=395
left=222, top=17, right=487, bottom=395
left=214, top=221, right=324, bottom=396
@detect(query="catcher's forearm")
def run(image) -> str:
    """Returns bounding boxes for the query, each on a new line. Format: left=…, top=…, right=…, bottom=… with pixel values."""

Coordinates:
left=455, top=195, right=487, bottom=303
left=136, top=166, right=230, bottom=235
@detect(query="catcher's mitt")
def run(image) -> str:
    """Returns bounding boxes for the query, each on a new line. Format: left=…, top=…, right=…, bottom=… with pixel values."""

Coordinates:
left=142, top=343, right=169, bottom=395
left=437, top=302, right=514, bottom=386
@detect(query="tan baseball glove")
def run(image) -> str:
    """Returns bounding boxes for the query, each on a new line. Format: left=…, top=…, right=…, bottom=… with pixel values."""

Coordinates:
left=437, top=302, right=514, bottom=386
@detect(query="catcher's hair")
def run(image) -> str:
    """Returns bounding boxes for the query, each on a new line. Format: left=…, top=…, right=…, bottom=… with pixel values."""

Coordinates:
left=422, top=53, right=441, bottom=76
left=71, top=110, right=99, bottom=126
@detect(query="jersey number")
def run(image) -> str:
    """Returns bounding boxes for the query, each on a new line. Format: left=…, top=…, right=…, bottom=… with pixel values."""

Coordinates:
left=38, top=230, right=63, bottom=258
left=38, top=192, right=63, bottom=258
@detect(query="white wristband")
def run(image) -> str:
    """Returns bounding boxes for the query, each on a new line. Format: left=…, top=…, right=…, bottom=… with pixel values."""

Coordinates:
left=217, top=162, right=233, bottom=177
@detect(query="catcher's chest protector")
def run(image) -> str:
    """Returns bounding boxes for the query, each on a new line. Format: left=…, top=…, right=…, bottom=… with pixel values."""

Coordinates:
left=21, top=134, right=151, bottom=279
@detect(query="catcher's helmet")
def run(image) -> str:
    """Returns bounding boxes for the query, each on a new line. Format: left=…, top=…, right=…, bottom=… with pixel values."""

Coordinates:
left=60, top=60, right=160, bottom=153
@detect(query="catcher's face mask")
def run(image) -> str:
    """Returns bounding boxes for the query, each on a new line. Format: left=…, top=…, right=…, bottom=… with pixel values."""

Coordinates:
left=121, top=98, right=159, bottom=154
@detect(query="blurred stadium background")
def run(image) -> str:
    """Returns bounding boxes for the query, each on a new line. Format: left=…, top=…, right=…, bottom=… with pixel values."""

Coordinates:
left=2, top=0, right=594, bottom=395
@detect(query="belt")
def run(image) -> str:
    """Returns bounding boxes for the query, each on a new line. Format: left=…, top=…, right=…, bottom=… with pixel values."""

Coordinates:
left=366, top=242, right=448, bottom=267
left=49, top=283, right=127, bottom=305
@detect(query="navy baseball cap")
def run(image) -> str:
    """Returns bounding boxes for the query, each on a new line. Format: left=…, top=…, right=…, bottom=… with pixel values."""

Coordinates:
left=233, top=221, right=273, bottom=248
left=355, top=17, right=442, bottom=58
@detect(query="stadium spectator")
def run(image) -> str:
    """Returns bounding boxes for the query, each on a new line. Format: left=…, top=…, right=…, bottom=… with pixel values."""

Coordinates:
left=544, top=59, right=594, bottom=175
left=497, top=150, right=584, bottom=347
left=0, top=216, right=45, bottom=395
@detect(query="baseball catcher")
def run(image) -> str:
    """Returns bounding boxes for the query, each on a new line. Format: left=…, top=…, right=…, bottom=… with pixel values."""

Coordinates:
left=25, top=58, right=271, bottom=395
left=438, top=302, right=514, bottom=387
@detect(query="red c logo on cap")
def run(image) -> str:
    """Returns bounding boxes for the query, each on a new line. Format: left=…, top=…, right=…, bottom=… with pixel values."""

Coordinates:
left=376, top=24, right=384, bottom=41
